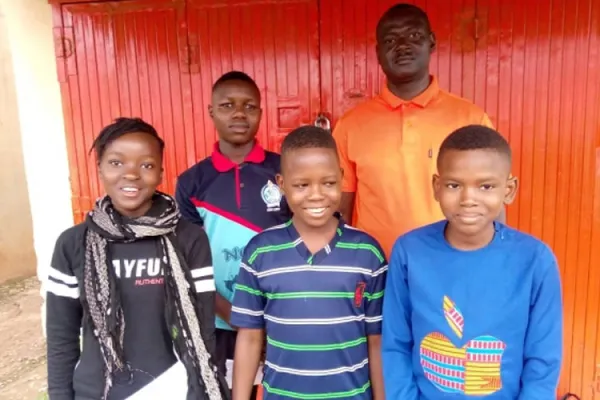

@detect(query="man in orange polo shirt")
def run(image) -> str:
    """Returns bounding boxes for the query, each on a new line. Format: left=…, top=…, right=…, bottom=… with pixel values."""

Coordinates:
left=333, top=3, right=497, bottom=257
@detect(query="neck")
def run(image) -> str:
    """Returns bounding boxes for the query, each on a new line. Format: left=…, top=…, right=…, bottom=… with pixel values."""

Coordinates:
left=219, top=140, right=255, bottom=164
left=293, top=216, right=338, bottom=249
left=444, top=222, right=495, bottom=251
left=114, top=201, right=153, bottom=219
left=387, top=73, right=431, bottom=100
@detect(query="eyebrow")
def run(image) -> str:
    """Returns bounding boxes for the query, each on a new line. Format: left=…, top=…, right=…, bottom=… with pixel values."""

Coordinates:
left=104, top=150, right=158, bottom=158
left=441, top=175, right=501, bottom=182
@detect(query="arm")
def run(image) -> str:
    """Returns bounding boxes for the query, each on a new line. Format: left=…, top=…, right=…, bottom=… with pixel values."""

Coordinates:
left=339, top=193, right=356, bottom=224
left=184, top=225, right=217, bottom=357
left=230, top=246, right=266, bottom=398
left=518, top=248, right=563, bottom=399
left=332, top=116, right=357, bottom=224
left=216, top=293, right=233, bottom=326
left=381, top=240, right=419, bottom=399
left=233, top=328, right=264, bottom=400
left=368, top=335, right=385, bottom=400
left=46, top=232, right=83, bottom=400
left=175, top=172, right=204, bottom=227
left=365, top=245, right=387, bottom=400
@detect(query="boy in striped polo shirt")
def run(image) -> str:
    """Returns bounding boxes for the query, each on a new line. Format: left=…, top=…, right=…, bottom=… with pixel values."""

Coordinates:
left=230, top=126, right=387, bottom=400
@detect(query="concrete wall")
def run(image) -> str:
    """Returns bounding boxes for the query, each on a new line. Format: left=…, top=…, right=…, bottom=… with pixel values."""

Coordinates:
left=0, top=0, right=73, bottom=286
left=0, top=8, right=36, bottom=282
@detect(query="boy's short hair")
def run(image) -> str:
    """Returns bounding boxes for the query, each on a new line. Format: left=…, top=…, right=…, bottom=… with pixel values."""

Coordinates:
left=437, top=124, right=512, bottom=168
left=212, top=70, right=259, bottom=94
left=89, top=117, right=164, bottom=161
left=377, top=3, right=432, bottom=35
left=280, top=125, right=337, bottom=160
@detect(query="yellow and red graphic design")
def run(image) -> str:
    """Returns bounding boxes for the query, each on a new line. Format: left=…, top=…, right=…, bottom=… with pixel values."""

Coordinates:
left=420, top=296, right=506, bottom=396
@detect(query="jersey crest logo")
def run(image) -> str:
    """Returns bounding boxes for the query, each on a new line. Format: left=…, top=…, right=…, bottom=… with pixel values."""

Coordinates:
left=261, top=180, right=282, bottom=212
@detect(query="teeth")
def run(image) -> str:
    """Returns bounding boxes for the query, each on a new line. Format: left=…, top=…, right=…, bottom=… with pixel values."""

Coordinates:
left=307, top=207, right=326, bottom=215
left=122, top=187, right=139, bottom=192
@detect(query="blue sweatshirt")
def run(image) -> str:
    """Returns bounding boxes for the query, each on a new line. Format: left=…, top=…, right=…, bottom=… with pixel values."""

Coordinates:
left=382, top=221, right=563, bottom=400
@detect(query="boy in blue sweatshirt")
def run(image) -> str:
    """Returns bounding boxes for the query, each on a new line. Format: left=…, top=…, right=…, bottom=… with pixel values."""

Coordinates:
left=382, top=125, right=563, bottom=399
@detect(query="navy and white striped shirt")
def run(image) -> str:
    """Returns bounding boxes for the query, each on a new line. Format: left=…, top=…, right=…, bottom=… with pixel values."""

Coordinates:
left=231, top=218, right=388, bottom=399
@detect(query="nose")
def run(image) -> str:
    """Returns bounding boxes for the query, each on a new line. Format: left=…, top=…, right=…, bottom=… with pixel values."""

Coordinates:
left=122, top=165, right=140, bottom=181
left=307, top=184, right=325, bottom=201
left=392, top=35, right=411, bottom=49
left=459, top=187, right=477, bottom=206
left=232, top=104, right=248, bottom=119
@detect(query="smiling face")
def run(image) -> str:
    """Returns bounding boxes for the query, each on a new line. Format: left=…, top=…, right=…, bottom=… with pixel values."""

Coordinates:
left=98, top=131, right=163, bottom=218
left=209, top=79, right=262, bottom=146
left=433, top=149, right=517, bottom=249
left=376, top=8, right=435, bottom=84
left=276, top=147, right=342, bottom=230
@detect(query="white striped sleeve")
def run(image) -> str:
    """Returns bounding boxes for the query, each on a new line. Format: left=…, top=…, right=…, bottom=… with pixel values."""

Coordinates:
left=46, top=266, right=80, bottom=299
left=190, top=265, right=215, bottom=293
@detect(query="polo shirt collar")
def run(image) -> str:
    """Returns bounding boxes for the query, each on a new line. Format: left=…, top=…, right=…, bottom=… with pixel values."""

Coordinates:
left=380, top=75, right=440, bottom=109
left=211, top=140, right=266, bottom=172
left=286, top=213, right=346, bottom=264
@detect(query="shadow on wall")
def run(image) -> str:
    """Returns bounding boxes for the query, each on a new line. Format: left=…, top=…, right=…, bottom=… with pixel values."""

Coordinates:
left=0, top=7, right=36, bottom=283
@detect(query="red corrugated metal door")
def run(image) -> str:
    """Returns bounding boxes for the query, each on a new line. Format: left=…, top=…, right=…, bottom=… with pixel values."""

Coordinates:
left=55, top=0, right=190, bottom=223
left=185, top=0, right=321, bottom=154
left=320, top=0, right=600, bottom=398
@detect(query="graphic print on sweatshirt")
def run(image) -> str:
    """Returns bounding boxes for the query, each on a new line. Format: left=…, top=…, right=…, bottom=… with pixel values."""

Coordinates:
left=112, top=257, right=166, bottom=286
left=419, top=296, right=507, bottom=396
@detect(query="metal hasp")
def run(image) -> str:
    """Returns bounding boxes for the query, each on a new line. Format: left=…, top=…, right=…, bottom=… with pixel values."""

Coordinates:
left=314, top=113, right=331, bottom=132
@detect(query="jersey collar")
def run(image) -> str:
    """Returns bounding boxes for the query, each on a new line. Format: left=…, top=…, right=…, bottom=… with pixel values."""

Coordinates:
left=211, top=140, right=266, bottom=172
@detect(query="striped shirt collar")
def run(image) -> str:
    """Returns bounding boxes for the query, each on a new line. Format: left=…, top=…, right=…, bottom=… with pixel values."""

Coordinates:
left=285, top=213, right=346, bottom=265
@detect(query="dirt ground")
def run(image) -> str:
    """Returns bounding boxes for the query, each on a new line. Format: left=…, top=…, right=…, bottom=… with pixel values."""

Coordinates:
left=0, top=277, right=47, bottom=399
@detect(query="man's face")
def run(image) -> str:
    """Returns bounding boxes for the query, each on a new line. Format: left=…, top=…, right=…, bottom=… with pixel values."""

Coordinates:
left=376, top=11, right=435, bottom=83
left=209, top=80, right=262, bottom=146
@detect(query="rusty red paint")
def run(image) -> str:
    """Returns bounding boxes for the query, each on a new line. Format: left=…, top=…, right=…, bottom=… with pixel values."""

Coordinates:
left=52, top=0, right=600, bottom=398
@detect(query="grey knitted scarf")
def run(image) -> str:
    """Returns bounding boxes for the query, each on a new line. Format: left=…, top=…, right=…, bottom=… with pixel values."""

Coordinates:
left=83, top=192, right=223, bottom=400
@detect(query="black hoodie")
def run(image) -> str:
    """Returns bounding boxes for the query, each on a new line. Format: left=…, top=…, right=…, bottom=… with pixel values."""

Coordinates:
left=46, top=205, right=216, bottom=400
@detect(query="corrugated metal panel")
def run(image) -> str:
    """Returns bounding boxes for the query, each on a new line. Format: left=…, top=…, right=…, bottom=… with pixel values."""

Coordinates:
left=320, top=0, right=600, bottom=397
left=475, top=2, right=600, bottom=397
left=185, top=0, right=321, bottom=155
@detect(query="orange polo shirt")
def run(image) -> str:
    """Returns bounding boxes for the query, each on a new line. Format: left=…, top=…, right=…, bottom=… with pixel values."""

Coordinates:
left=333, top=77, right=493, bottom=257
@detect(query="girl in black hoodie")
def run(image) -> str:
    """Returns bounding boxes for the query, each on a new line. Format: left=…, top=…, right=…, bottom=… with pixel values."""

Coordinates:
left=46, top=118, right=229, bottom=400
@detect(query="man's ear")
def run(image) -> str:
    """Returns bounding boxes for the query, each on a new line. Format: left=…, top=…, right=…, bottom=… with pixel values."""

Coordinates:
left=429, top=31, right=437, bottom=52
left=275, top=173, right=285, bottom=196
left=432, top=174, right=441, bottom=202
left=504, top=175, right=519, bottom=205
left=208, top=104, right=214, bottom=119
